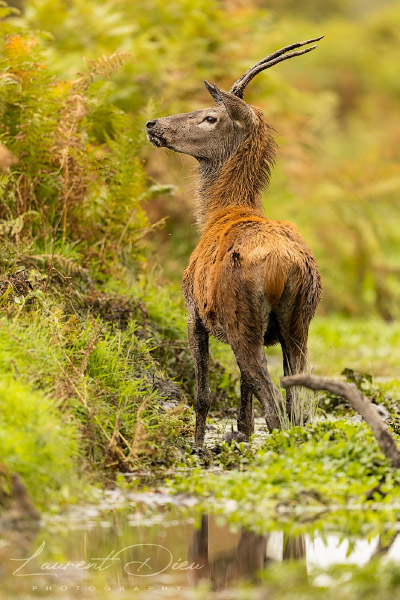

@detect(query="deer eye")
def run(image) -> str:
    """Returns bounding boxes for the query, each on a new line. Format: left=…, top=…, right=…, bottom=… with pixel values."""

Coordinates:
left=203, top=116, right=217, bottom=124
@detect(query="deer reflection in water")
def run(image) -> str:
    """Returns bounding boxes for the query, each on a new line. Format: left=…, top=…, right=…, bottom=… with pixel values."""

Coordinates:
left=188, top=514, right=307, bottom=590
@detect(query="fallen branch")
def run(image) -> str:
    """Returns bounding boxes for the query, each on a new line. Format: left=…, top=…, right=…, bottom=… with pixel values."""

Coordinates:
left=281, top=374, right=400, bottom=468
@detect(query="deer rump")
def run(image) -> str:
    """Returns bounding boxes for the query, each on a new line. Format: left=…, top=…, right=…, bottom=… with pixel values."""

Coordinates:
left=182, top=210, right=320, bottom=348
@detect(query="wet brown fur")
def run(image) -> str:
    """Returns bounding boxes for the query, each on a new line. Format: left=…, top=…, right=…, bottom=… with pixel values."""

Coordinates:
left=147, top=87, right=322, bottom=445
left=195, top=108, right=276, bottom=224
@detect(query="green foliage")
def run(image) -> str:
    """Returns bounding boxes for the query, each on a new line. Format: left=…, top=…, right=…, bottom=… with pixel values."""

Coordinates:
left=0, top=374, right=78, bottom=505
left=208, top=439, right=254, bottom=470
left=0, top=25, right=155, bottom=273
left=18, top=0, right=396, bottom=317
left=169, top=419, right=400, bottom=537
left=0, top=463, right=12, bottom=511
left=317, top=367, right=400, bottom=435
left=254, top=559, right=400, bottom=600
left=0, top=294, right=193, bottom=478
left=0, top=9, right=198, bottom=497
left=257, top=3, right=400, bottom=318
left=308, top=315, right=400, bottom=377
left=18, top=0, right=229, bottom=112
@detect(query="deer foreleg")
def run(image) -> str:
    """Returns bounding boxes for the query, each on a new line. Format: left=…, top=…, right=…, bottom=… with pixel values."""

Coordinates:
left=237, top=378, right=254, bottom=440
left=188, top=313, right=211, bottom=446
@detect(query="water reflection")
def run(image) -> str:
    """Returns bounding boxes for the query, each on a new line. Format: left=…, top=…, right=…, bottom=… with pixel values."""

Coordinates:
left=188, top=514, right=306, bottom=590
left=0, top=495, right=399, bottom=598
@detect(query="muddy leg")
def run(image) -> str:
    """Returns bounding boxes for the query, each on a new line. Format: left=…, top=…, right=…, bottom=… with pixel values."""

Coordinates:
left=281, top=336, right=308, bottom=422
left=232, top=344, right=283, bottom=432
left=237, top=378, right=254, bottom=440
left=283, top=533, right=307, bottom=561
left=188, top=312, right=211, bottom=446
left=282, top=346, right=294, bottom=419
left=188, top=514, right=209, bottom=584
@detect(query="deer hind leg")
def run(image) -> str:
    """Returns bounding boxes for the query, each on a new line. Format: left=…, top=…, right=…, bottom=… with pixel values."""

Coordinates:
left=232, top=342, right=283, bottom=433
left=280, top=332, right=308, bottom=423
left=188, top=312, right=211, bottom=446
left=237, top=378, right=254, bottom=440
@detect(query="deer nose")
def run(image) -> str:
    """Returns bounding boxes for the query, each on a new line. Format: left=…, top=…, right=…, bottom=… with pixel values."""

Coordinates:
left=146, top=120, right=157, bottom=129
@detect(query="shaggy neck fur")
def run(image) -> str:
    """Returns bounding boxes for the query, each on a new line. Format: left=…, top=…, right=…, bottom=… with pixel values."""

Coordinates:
left=196, top=107, right=277, bottom=229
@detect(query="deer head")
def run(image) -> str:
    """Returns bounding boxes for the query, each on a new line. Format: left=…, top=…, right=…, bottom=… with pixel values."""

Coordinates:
left=146, top=36, right=323, bottom=170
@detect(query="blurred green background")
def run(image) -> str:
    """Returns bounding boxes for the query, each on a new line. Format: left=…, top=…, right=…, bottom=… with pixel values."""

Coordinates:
left=3, top=0, right=400, bottom=320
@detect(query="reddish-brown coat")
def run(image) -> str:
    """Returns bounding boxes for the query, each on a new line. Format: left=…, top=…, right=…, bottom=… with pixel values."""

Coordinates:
left=147, top=69, right=322, bottom=445
left=183, top=108, right=321, bottom=350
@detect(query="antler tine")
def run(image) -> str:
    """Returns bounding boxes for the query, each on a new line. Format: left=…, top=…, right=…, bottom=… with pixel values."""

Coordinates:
left=230, top=35, right=324, bottom=98
left=233, top=46, right=318, bottom=96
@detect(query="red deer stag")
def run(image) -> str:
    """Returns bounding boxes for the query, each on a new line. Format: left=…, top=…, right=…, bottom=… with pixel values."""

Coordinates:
left=146, top=37, right=323, bottom=445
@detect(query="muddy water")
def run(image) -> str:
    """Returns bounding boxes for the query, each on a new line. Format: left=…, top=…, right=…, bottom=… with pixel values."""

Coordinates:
left=2, top=488, right=399, bottom=600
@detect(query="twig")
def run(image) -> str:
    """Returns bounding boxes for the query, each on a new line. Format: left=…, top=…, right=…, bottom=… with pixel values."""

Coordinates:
left=281, top=374, right=400, bottom=468
left=77, top=319, right=99, bottom=376
left=93, top=416, right=130, bottom=466
left=130, top=396, right=151, bottom=457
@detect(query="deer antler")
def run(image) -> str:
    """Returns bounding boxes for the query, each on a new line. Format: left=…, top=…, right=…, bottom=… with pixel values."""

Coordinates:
left=230, top=36, right=324, bottom=99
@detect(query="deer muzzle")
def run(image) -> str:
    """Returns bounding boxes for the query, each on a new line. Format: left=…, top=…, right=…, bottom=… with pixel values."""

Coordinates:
left=146, top=119, right=168, bottom=148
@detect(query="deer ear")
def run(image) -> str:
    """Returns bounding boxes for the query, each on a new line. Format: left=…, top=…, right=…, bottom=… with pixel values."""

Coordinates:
left=204, top=80, right=222, bottom=103
left=204, top=81, right=254, bottom=127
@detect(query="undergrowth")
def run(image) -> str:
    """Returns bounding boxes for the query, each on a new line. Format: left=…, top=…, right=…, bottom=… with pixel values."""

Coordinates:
left=0, top=375, right=78, bottom=507
left=168, top=419, right=400, bottom=537
left=0, top=27, right=156, bottom=271
left=0, top=287, right=195, bottom=474
left=0, top=16, right=196, bottom=503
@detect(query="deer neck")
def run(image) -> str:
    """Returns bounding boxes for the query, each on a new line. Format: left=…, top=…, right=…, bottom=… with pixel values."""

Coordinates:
left=195, top=111, right=276, bottom=230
